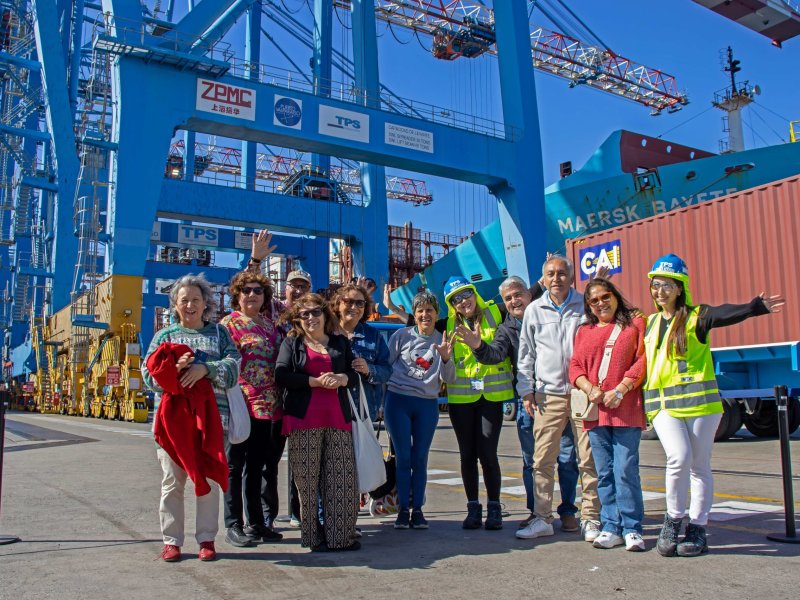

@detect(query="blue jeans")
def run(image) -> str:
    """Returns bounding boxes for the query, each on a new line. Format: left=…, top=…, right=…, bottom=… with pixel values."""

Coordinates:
left=517, top=400, right=579, bottom=515
left=384, top=391, right=440, bottom=510
left=587, top=426, right=644, bottom=535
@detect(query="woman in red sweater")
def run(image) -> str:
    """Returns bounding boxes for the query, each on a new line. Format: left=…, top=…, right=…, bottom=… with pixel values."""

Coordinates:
left=569, top=278, right=646, bottom=552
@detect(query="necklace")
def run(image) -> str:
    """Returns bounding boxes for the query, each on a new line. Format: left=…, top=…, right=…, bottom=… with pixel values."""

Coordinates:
left=305, top=335, right=329, bottom=353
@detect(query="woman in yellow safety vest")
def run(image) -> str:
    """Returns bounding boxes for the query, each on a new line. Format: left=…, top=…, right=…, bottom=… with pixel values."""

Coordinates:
left=644, top=254, right=783, bottom=558
left=444, top=276, right=515, bottom=531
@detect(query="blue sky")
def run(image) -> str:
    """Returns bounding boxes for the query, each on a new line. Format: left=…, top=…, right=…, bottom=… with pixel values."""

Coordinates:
left=160, top=1, right=799, bottom=239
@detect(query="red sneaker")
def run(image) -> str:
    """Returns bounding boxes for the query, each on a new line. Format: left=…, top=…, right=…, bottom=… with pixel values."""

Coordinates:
left=198, top=541, right=217, bottom=561
left=161, top=544, right=181, bottom=562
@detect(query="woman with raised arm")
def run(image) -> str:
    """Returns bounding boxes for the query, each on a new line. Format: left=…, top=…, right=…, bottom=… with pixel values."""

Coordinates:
left=643, top=254, right=784, bottom=558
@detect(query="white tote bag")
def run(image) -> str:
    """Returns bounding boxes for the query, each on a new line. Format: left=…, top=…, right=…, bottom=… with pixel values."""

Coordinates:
left=226, top=384, right=251, bottom=444
left=216, top=325, right=251, bottom=444
left=349, top=379, right=388, bottom=494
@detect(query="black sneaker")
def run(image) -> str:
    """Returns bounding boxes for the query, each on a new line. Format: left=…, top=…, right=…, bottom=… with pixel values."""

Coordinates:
left=225, top=524, right=255, bottom=547
left=244, top=523, right=283, bottom=542
left=677, top=524, right=708, bottom=557
left=656, top=513, right=683, bottom=557
left=394, top=508, right=410, bottom=529
left=410, top=510, right=429, bottom=529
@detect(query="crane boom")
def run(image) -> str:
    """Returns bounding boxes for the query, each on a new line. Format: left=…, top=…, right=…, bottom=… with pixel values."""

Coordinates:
left=332, top=1, right=688, bottom=113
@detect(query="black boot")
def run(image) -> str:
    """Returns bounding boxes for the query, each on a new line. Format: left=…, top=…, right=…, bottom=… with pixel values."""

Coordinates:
left=677, top=523, right=708, bottom=557
left=484, top=501, right=503, bottom=530
left=462, top=501, right=483, bottom=530
left=656, top=513, right=683, bottom=557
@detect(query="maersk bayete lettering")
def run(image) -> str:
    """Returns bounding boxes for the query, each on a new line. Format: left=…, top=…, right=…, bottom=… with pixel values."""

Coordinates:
left=557, top=187, right=737, bottom=235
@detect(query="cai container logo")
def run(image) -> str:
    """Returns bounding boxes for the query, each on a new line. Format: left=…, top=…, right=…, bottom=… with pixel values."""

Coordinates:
left=578, top=240, right=622, bottom=281
left=274, top=95, right=302, bottom=129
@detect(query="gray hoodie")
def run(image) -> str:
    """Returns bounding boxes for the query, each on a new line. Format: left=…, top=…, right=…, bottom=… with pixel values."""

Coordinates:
left=387, top=327, right=456, bottom=399
left=516, top=288, right=585, bottom=397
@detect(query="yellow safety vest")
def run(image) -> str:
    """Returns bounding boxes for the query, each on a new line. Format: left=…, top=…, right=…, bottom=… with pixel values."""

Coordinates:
left=446, top=303, right=514, bottom=404
left=643, top=308, right=723, bottom=420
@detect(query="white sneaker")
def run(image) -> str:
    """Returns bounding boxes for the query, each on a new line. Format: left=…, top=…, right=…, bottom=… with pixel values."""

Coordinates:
left=625, top=532, right=646, bottom=552
left=581, top=519, right=602, bottom=542
left=515, top=516, right=554, bottom=539
left=592, top=531, right=624, bottom=549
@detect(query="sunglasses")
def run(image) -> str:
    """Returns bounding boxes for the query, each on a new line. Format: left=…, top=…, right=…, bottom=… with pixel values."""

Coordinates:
left=588, top=292, right=614, bottom=307
left=242, top=287, right=264, bottom=296
left=650, top=282, right=677, bottom=292
left=341, top=298, right=366, bottom=308
left=450, top=289, right=474, bottom=305
left=298, top=307, right=324, bottom=320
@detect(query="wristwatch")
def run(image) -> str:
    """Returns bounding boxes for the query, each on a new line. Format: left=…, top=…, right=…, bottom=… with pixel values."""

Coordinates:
left=614, top=388, right=625, bottom=401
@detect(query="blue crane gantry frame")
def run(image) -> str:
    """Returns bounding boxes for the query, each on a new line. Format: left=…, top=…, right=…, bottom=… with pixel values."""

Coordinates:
left=39, top=0, right=546, bottom=324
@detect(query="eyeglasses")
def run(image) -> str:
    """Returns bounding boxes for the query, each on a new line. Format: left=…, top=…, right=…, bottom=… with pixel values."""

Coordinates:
left=298, top=307, right=324, bottom=320
left=288, top=281, right=310, bottom=291
left=242, top=287, right=264, bottom=296
left=450, top=289, right=475, bottom=305
left=650, top=282, right=677, bottom=292
left=341, top=298, right=366, bottom=308
left=588, top=292, right=614, bottom=307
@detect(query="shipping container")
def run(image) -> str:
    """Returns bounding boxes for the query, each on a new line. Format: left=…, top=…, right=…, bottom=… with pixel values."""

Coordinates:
left=566, top=175, right=800, bottom=439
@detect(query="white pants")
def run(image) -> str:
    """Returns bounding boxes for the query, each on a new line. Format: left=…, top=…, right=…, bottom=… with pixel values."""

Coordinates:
left=156, top=447, right=220, bottom=546
left=652, top=410, right=722, bottom=526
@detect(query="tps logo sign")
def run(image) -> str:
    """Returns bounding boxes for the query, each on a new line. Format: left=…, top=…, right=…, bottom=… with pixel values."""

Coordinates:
left=274, top=95, right=302, bottom=129
left=196, top=79, right=256, bottom=121
left=579, top=240, right=621, bottom=281
left=319, top=104, right=369, bottom=143
left=178, top=225, right=219, bottom=247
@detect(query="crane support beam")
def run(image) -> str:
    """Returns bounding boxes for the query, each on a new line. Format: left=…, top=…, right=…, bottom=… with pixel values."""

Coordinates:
left=32, top=0, right=80, bottom=312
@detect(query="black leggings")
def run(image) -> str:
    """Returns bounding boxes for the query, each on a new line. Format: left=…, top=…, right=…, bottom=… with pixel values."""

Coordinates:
left=449, top=397, right=504, bottom=502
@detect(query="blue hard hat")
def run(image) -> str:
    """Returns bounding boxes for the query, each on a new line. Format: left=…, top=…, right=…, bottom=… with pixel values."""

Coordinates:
left=648, top=254, right=688, bottom=279
left=443, top=276, right=471, bottom=299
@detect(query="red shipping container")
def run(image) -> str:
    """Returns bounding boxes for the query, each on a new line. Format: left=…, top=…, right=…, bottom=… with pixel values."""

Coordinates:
left=566, top=175, right=800, bottom=350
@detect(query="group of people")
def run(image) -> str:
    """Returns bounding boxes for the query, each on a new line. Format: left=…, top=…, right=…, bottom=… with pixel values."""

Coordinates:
left=142, top=228, right=783, bottom=562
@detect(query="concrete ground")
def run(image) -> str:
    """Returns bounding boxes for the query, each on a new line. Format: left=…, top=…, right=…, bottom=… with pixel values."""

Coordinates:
left=1, top=411, right=798, bottom=600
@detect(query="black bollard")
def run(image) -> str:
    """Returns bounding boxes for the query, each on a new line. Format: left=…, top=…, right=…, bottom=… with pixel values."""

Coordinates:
left=766, top=385, right=799, bottom=544
left=0, top=396, right=21, bottom=544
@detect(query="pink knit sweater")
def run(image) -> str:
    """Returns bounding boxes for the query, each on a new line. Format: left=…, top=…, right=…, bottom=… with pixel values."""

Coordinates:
left=569, top=317, right=646, bottom=430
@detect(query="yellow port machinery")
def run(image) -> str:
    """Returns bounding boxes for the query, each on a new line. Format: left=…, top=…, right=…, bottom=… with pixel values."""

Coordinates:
left=39, top=275, right=149, bottom=423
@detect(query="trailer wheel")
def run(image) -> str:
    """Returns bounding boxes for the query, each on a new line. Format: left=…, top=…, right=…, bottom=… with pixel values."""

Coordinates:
left=714, top=398, right=743, bottom=442
left=641, top=423, right=658, bottom=440
left=503, top=401, right=517, bottom=421
left=743, top=400, right=778, bottom=438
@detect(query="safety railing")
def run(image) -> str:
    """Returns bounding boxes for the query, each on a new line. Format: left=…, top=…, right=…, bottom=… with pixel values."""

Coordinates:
left=226, top=60, right=516, bottom=140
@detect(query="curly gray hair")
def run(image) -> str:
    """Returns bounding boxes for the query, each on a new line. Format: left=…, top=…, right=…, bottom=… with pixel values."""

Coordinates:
left=169, top=273, right=219, bottom=323
left=411, top=289, right=440, bottom=314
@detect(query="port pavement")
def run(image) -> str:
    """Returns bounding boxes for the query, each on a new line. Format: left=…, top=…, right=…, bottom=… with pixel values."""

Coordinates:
left=1, top=412, right=798, bottom=600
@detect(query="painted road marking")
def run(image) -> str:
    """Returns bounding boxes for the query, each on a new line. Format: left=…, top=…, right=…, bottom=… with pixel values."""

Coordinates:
left=430, top=476, right=516, bottom=486
left=709, top=501, right=783, bottom=522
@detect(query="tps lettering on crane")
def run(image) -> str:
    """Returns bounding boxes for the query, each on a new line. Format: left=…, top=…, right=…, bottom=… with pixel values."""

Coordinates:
left=178, top=225, right=219, bottom=247
left=196, top=79, right=256, bottom=121
left=319, top=104, right=369, bottom=143
left=578, top=240, right=622, bottom=281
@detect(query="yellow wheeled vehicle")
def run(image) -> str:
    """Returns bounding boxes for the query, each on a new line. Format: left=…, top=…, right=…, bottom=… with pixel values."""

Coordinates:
left=38, top=275, right=149, bottom=423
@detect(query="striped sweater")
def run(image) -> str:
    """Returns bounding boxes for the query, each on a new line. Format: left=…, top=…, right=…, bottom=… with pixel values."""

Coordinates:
left=142, top=322, right=241, bottom=417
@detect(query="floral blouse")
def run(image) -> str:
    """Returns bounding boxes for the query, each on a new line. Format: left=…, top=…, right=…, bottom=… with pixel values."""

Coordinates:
left=221, top=311, right=283, bottom=420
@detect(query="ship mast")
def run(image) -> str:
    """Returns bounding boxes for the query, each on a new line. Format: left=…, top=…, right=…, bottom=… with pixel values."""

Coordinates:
left=712, top=47, right=758, bottom=153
